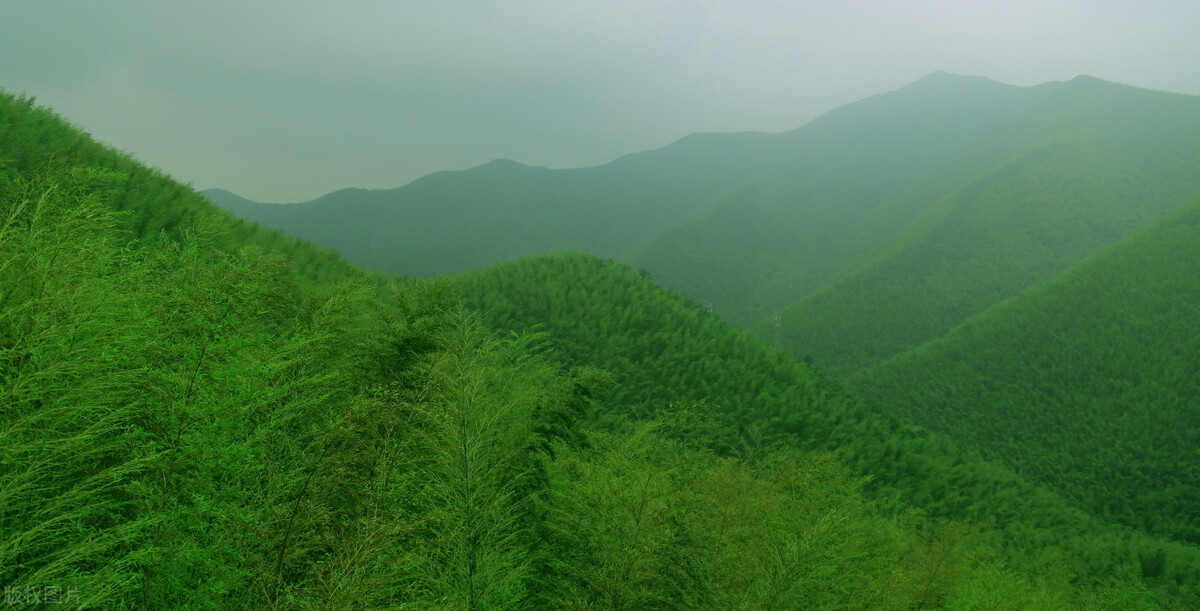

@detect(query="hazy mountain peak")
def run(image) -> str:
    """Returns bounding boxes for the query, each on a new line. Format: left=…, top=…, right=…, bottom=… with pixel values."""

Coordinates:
left=203, top=187, right=262, bottom=211
left=915, top=70, right=969, bottom=82
left=901, top=70, right=1013, bottom=93
left=203, top=187, right=240, bottom=199
left=480, top=158, right=535, bottom=170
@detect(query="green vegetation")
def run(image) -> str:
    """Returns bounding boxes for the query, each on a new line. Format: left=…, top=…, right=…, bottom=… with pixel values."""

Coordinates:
left=8, top=75, right=1200, bottom=608
left=0, top=92, right=357, bottom=287
left=0, top=122, right=1144, bottom=610
left=1, top=168, right=557, bottom=606
left=629, top=71, right=1053, bottom=326
left=453, top=253, right=1200, bottom=606
left=542, top=423, right=1094, bottom=610
left=853, top=197, right=1200, bottom=545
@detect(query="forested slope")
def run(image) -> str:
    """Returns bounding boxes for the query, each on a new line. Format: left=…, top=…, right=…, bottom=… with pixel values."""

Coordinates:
left=7, top=90, right=1177, bottom=607
left=1, top=159, right=596, bottom=606
left=453, top=252, right=1200, bottom=605
left=0, top=92, right=357, bottom=287
left=760, top=76, right=1200, bottom=375
left=852, top=197, right=1200, bottom=546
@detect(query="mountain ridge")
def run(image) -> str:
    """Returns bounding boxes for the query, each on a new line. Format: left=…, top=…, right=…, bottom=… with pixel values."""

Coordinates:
left=206, top=72, right=1059, bottom=287
left=751, top=74, right=1200, bottom=372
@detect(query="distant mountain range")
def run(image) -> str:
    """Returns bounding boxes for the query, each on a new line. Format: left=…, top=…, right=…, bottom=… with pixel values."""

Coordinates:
left=205, top=71, right=1051, bottom=298
left=207, top=72, right=1200, bottom=344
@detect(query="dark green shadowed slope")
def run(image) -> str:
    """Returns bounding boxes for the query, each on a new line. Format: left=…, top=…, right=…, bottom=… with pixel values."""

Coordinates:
left=452, top=252, right=1200, bottom=601
left=852, top=197, right=1200, bottom=545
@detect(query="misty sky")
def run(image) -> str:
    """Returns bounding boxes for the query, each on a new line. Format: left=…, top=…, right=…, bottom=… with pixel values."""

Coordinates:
left=3, top=1, right=1198, bottom=202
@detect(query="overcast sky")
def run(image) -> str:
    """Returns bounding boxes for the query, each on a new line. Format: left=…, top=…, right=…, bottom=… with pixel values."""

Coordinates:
left=3, top=1, right=1198, bottom=202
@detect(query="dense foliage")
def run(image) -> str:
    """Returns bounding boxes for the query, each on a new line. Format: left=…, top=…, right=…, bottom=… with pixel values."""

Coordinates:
left=7, top=81, right=1200, bottom=608
left=453, top=252, right=1200, bottom=606
left=0, top=163, right=552, bottom=606
left=4, top=162, right=1159, bottom=608
left=853, top=198, right=1200, bottom=545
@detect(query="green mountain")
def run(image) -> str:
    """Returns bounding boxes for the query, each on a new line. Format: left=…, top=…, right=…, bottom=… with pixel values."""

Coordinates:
left=11, top=88, right=977, bottom=609
left=200, top=73, right=1200, bottom=586
left=756, top=75, right=1200, bottom=375
left=451, top=252, right=1200, bottom=600
left=628, top=71, right=1057, bottom=325
left=851, top=196, right=1200, bottom=545
left=8, top=87, right=1199, bottom=607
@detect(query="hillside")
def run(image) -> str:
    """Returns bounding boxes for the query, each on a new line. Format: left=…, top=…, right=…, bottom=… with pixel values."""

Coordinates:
left=9, top=89, right=1182, bottom=607
left=0, top=94, right=359, bottom=287
left=193, top=73, right=1200, bottom=606
left=452, top=252, right=1200, bottom=601
left=757, top=76, right=1200, bottom=375
left=851, top=196, right=1200, bottom=545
